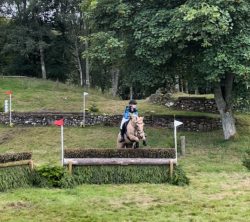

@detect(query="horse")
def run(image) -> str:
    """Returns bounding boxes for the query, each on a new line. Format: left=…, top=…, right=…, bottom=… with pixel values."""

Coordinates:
left=117, top=115, right=147, bottom=149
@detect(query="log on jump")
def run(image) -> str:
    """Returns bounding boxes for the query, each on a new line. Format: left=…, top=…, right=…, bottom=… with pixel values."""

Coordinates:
left=64, top=158, right=177, bottom=166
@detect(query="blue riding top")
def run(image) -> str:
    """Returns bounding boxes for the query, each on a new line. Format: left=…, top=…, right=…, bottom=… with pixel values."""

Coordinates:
left=123, top=106, right=138, bottom=120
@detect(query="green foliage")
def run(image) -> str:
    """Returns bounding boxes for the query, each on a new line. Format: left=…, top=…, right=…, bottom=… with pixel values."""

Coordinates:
left=82, top=32, right=125, bottom=66
left=35, top=165, right=68, bottom=188
left=64, top=148, right=176, bottom=159
left=0, top=152, right=32, bottom=163
left=233, top=82, right=250, bottom=113
left=89, top=103, right=99, bottom=113
left=0, top=0, right=83, bottom=81
left=71, top=165, right=189, bottom=186
left=0, top=166, right=33, bottom=192
left=242, top=149, right=250, bottom=170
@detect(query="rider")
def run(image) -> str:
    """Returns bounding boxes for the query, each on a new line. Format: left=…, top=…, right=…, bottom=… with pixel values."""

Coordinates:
left=119, top=99, right=138, bottom=142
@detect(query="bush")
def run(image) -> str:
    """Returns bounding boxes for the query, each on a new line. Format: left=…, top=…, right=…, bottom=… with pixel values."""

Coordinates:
left=65, top=148, right=176, bottom=159
left=89, top=103, right=99, bottom=113
left=34, top=165, right=76, bottom=189
left=242, top=150, right=250, bottom=170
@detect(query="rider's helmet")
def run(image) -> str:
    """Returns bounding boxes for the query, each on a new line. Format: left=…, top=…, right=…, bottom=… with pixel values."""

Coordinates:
left=129, top=99, right=137, bottom=105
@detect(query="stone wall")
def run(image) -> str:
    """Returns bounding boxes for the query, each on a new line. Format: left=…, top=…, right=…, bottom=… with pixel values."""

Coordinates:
left=0, top=112, right=221, bottom=132
left=173, top=97, right=218, bottom=113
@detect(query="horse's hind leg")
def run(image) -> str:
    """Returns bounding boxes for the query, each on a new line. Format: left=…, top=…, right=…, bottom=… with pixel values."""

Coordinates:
left=132, top=142, right=139, bottom=149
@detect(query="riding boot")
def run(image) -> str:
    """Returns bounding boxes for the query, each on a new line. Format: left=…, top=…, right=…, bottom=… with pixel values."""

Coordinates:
left=119, top=129, right=125, bottom=142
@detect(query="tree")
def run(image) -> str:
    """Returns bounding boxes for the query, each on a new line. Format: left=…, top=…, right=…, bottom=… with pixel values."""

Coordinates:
left=132, top=0, right=250, bottom=139
left=82, top=31, right=125, bottom=97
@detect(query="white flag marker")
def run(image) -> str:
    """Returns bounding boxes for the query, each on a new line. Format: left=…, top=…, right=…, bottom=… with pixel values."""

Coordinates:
left=174, top=119, right=183, bottom=162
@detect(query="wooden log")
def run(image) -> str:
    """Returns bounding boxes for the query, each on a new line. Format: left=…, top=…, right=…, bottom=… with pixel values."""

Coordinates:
left=64, top=158, right=177, bottom=166
left=180, top=136, right=186, bottom=156
left=0, top=160, right=31, bottom=168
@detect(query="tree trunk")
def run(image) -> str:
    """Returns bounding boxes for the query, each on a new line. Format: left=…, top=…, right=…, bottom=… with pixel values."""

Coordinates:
left=130, top=86, right=133, bottom=100
left=184, top=81, right=189, bottom=94
left=85, top=39, right=90, bottom=89
left=175, top=75, right=180, bottom=92
left=214, top=73, right=236, bottom=140
left=111, top=67, right=120, bottom=97
left=83, top=19, right=90, bottom=89
left=39, top=44, right=46, bottom=79
left=75, top=38, right=83, bottom=86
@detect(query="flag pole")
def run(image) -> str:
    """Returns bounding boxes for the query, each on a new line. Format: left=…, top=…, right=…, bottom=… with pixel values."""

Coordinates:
left=173, top=119, right=183, bottom=163
left=174, top=125, right=177, bottom=161
left=61, top=125, right=64, bottom=166
left=9, top=94, right=12, bottom=126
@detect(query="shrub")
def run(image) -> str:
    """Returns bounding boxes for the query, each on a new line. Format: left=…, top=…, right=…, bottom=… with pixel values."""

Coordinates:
left=89, top=103, right=99, bottom=113
left=35, top=165, right=68, bottom=188
left=242, top=150, right=250, bottom=170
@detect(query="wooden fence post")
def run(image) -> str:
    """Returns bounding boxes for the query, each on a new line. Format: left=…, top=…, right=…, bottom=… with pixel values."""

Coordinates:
left=169, top=160, right=173, bottom=179
left=68, top=161, right=73, bottom=175
left=29, top=160, right=34, bottom=170
left=180, top=136, right=186, bottom=156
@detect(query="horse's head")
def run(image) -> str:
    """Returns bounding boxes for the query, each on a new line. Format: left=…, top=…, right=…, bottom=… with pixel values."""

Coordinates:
left=131, top=115, right=146, bottom=141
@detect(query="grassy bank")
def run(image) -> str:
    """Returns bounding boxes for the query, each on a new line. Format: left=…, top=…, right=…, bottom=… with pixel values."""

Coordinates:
left=0, top=77, right=218, bottom=117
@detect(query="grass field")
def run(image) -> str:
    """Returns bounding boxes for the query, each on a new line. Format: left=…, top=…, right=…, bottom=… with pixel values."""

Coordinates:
left=0, top=77, right=249, bottom=221
left=0, top=124, right=249, bottom=221
left=0, top=77, right=218, bottom=117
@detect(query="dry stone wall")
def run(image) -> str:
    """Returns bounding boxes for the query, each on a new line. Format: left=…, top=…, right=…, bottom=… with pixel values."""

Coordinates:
left=0, top=112, right=221, bottom=132
left=173, top=97, right=218, bottom=113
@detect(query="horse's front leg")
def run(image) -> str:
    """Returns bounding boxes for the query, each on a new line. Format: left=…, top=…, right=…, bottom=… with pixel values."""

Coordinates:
left=127, top=133, right=139, bottom=143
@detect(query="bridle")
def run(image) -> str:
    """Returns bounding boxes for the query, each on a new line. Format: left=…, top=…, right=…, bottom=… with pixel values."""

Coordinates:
left=134, top=122, right=145, bottom=140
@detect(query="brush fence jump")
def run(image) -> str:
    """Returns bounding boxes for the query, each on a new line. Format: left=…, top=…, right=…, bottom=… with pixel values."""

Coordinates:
left=0, top=152, right=33, bottom=169
left=63, top=148, right=177, bottom=178
left=0, top=160, right=34, bottom=169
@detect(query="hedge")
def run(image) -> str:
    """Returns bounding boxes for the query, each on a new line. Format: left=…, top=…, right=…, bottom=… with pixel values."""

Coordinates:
left=0, top=166, right=33, bottom=191
left=71, top=165, right=189, bottom=186
left=65, top=148, right=176, bottom=159
left=0, top=152, right=32, bottom=164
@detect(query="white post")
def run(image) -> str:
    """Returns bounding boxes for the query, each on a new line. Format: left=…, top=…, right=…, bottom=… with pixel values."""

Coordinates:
left=4, top=100, right=8, bottom=113
left=174, top=126, right=177, bottom=154
left=173, top=120, right=183, bottom=163
left=61, top=125, right=64, bottom=166
left=180, top=136, right=186, bottom=156
left=9, top=94, right=12, bottom=126
left=83, top=94, right=85, bottom=127
left=82, top=92, right=88, bottom=127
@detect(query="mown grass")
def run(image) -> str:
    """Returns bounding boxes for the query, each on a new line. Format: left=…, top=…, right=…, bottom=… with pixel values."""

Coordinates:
left=0, top=173, right=249, bottom=222
left=0, top=123, right=249, bottom=221
left=0, top=77, right=249, bottom=221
